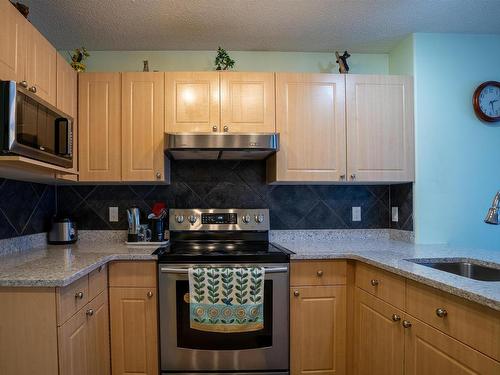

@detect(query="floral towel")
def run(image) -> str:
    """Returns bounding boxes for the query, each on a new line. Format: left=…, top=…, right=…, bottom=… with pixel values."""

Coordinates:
left=188, top=267, right=265, bottom=333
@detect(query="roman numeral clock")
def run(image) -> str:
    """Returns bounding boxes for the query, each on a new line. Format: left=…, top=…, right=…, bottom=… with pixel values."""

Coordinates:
left=473, top=81, right=500, bottom=122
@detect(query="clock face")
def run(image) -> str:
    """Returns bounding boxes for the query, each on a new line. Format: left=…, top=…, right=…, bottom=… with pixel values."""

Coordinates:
left=474, top=81, right=500, bottom=122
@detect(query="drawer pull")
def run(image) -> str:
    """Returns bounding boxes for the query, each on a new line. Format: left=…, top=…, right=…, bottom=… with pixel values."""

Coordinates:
left=29, top=86, right=37, bottom=93
left=391, top=314, right=401, bottom=322
left=435, top=308, right=448, bottom=318
left=370, top=279, right=379, bottom=286
left=316, top=270, right=324, bottom=277
left=402, top=320, right=412, bottom=328
left=147, top=291, right=154, bottom=298
left=75, top=292, right=84, bottom=299
left=86, top=309, right=94, bottom=316
left=293, top=290, right=300, bottom=297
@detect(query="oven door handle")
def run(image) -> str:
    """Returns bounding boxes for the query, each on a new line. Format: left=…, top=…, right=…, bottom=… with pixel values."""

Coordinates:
left=159, top=266, right=288, bottom=274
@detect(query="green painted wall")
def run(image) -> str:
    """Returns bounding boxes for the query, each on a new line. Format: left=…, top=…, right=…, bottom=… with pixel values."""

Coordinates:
left=61, top=50, right=389, bottom=74
left=388, top=35, right=414, bottom=75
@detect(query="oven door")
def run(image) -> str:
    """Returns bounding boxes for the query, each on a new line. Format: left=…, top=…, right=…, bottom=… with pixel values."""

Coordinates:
left=158, top=263, right=289, bottom=373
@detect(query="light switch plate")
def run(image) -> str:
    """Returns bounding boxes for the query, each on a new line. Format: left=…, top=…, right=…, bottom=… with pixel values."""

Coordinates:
left=352, top=207, right=361, bottom=222
left=109, top=207, right=119, bottom=222
left=392, top=207, right=399, bottom=222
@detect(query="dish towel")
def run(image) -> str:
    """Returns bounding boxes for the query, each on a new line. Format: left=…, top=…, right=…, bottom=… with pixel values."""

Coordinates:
left=188, top=266, right=265, bottom=333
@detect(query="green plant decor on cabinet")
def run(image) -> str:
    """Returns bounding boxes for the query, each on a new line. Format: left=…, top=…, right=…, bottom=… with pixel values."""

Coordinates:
left=68, top=47, right=90, bottom=72
left=214, top=46, right=235, bottom=70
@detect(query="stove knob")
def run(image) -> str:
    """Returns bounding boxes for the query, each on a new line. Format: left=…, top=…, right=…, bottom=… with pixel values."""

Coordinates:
left=254, top=214, right=265, bottom=223
left=175, top=215, right=185, bottom=224
left=188, top=215, right=197, bottom=224
left=242, top=214, right=251, bottom=224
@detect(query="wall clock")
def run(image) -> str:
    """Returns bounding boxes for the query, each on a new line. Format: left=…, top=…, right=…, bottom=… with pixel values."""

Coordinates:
left=473, top=81, right=500, bottom=122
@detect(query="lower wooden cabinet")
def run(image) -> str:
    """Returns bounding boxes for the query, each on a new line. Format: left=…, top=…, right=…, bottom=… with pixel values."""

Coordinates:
left=58, top=289, right=110, bottom=375
left=290, top=285, right=346, bottom=375
left=109, top=287, right=159, bottom=375
left=404, top=317, right=500, bottom=375
left=353, top=288, right=405, bottom=375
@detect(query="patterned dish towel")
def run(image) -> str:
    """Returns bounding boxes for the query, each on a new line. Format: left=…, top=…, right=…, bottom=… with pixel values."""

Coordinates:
left=188, top=267, right=265, bottom=333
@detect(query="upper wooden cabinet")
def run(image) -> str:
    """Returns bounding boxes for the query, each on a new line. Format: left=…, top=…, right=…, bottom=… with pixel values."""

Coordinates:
left=166, top=71, right=275, bottom=133
left=268, top=73, right=346, bottom=182
left=346, top=75, right=414, bottom=182
left=25, top=22, right=57, bottom=105
left=0, top=0, right=26, bottom=82
left=220, top=72, right=275, bottom=132
left=165, top=72, right=220, bottom=132
left=79, top=72, right=122, bottom=182
left=122, top=72, right=165, bottom=181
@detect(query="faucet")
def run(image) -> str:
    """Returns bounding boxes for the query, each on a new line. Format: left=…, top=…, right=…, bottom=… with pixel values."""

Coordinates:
left=485, top=191, right=500, bottom=225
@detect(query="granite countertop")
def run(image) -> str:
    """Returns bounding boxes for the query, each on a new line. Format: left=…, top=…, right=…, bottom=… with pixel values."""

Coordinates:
left=0, top=230, right=499, bottom=311
left=270, top=230, right=500, bottom=311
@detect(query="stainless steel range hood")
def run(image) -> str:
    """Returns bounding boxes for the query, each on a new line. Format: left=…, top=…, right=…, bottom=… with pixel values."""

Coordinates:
left=164, top=133, right=279, bottom=160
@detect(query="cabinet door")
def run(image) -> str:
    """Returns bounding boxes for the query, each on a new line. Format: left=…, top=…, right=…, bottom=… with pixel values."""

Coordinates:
left=109, top=287, right=158, bottom=375
left=56, top=53, right=78, bottom=181
left=87, top=290, right=111, bottom=375
left=353, top=288, right=404, bottom=375
left=79, top=73, right=121, bottom=182
left=58, top=308, right=90, bottom=375
left=165, top=72, right=220, bottom=132
left=290, top=285, right=346, bottom=375
left=269, top=73, right=346, bottom=182
left=26, top=24, right=57, bottom=105
left=346, top=75, right=414, bottom=182
left=220, top=72, right=275, bottom=132
left=0, top=0, right=26, bottom=82
left=405, top=316, right=500, bottom=375
left=122, top=72, right=165, bottom=181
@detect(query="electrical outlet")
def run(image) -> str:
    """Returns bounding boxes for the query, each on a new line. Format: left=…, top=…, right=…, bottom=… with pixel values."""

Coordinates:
left=109, top=207, right=119, bottom=222
left=352, top=207, right=361, bottom=222
left=392, top=207, right=399, bottom=222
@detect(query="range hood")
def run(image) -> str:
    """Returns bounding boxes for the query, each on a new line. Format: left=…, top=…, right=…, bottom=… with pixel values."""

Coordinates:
left=164, top=133, right=279, bottom=160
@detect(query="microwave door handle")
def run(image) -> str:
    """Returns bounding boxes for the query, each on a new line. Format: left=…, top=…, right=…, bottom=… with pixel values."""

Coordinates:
left=159, top=267, right=288, bottom=274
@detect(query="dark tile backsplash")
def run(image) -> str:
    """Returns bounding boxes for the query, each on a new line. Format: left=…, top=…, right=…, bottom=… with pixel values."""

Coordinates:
left=56, top=161, right=414, bottom=231
left=0, top=178, right=55, bottom=240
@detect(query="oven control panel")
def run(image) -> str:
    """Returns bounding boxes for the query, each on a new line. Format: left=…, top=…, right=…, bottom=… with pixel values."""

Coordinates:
left=169, top=209, right=269, bottom=231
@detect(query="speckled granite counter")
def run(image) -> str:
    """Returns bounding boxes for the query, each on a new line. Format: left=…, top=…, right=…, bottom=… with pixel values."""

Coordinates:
left=1, top=229, right=499, bottom=311
left=0, top=231, right=158, bottom=287
left=270, top=230, right=500, bottom=311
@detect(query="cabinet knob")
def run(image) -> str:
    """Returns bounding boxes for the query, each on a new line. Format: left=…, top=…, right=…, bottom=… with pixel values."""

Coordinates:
left=293, top=290, right=300, bottom=297
left=75, top=291, right=84, bottom=299
left=340, top=174, right=346, bottom=180
left=402, top=320, right=412, bottom=328
left=391, top=314, right=401, bottom=322
left=147, top=291, right=154, bottom=298
left=223, top=125, right=229, bottom=132
left=350, top=174, right=356, bottom=180
left=370, top=279, right=379, bottom=286
left=29, top=86, right=37, bottom=93
left=86, top=309, right=94, bottom=316
left=156, top=172, right=162, bottom=179
left=435, top=308, right=448, bottom=318
left=19, top=80, right=28, bottom=88
left=212, top=125, right=218, bottom=132
left=316, top=270, right=324, bottom=277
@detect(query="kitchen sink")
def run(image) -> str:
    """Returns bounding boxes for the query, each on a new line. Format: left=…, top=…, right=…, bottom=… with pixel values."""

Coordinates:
left=407, top=259, right=500, bottom=281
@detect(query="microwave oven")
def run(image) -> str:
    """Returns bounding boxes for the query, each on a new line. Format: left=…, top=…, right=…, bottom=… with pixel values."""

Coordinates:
left=0, top=80, right=73, bottom=168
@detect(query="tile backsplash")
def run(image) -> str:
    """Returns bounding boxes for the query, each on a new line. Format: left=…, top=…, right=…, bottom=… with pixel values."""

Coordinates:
left=0, top=179, right=55, bottom=240
left=56, top=160, right=413, bottom=231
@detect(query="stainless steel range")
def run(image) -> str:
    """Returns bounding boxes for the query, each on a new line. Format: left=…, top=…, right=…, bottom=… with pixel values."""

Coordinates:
left=156, top=208, right=291, bottom=375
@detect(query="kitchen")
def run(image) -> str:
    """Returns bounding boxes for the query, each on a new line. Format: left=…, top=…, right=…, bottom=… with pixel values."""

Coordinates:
left=0, top=0, right=499, bottom=374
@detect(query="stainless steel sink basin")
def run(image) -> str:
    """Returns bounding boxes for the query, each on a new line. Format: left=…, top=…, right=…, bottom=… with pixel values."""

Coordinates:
left=407, top=259, right=500, bottom=281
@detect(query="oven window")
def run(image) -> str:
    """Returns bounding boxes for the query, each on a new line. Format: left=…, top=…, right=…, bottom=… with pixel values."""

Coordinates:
left=176, top=280, right=273, bottom=350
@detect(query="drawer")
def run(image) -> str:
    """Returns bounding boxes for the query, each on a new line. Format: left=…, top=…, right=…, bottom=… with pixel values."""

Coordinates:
left=109, top=261, right=157, bottom=288
left=56, top=275, right=89, bottom=325
left=88, top=264, right=107, bottom=300
left=291, top=260, right=346, bottom=286
left=406, top=280, right=500, bottom=361
left=355, top=262, right=405, bottom=309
